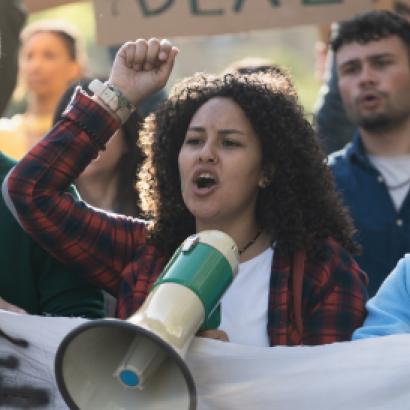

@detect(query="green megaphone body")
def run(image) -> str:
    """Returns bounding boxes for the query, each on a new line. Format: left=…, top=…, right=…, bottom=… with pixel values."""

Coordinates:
left=114, top=230, right=239, bottom=389
left=55, top=230, right=239, bottom=410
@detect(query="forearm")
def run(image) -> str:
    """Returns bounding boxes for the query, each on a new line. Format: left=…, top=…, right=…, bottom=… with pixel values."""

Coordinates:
left=2, top=90, right=143, bottom=291
left=353, top=257, right=410, bottom=340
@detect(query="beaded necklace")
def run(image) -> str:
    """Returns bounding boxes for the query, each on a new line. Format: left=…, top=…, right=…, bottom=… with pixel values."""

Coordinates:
left=238, top=230, right=262, bottom=255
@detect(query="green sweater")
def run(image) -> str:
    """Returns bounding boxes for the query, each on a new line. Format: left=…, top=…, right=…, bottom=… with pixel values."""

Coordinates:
left=0, top=151, right=104, bottom=317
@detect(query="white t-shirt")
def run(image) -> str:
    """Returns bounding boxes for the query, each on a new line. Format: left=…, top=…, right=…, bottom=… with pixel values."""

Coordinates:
left=368, top=154, right=410, bottom=211
left=219, top=246, right=274, bottom=347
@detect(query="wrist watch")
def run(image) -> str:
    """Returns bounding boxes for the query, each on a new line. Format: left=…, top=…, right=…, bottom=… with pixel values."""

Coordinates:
left=88, top=79, right=135, bottom=123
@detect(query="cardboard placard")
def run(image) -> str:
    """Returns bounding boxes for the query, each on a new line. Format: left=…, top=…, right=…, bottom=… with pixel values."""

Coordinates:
left=93, top=0, right=375, bottom=46
left=24, top=0, right=410, bottom=45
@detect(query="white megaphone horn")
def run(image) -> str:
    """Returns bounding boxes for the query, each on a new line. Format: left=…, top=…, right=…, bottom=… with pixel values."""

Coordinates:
left=54, top=230, right=239, bottom=410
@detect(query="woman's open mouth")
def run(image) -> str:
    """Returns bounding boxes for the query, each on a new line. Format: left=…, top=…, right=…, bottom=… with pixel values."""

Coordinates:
left=193, top=172, right=218, bottom=195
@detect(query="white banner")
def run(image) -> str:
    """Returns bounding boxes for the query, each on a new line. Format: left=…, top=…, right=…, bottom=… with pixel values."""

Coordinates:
left=1, top=310, right=410, bottom=409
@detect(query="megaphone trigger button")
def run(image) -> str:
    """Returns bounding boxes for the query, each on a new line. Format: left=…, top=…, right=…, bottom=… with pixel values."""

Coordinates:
left=182, top=235, right=199, bottom=252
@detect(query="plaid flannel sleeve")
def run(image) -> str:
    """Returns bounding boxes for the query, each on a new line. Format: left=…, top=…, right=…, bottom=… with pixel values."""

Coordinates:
left=3, top=90, right=147, bottom=294
left=302, top=238, right=369, bottom=345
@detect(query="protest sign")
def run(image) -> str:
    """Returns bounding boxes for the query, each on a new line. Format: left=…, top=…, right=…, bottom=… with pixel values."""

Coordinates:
left=24, top=1, right=409, bottom=46
left=93, top=0, right=375, bottom=46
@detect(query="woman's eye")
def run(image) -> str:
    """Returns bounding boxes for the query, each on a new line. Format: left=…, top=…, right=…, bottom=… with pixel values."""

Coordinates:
left=184, top=137, right=202, bottom=145
left=223, top=139, right=240, bottom=147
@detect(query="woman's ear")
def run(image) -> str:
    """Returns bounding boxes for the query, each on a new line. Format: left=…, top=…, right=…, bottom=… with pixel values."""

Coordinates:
left=258, top=175, right=270, bottom=189
left=258, top=165, right=274, bottom=188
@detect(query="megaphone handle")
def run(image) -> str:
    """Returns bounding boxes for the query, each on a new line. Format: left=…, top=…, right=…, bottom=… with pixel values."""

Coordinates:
left=199, top=305, right=221, bottom=331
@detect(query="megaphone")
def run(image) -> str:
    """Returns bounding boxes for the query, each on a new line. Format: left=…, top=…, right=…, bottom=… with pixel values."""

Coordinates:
left=55, top=230, right=239, bottom=409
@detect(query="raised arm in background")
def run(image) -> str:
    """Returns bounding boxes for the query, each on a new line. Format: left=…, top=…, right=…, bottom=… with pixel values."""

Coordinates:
left=2, top=39, right=178, bottom=299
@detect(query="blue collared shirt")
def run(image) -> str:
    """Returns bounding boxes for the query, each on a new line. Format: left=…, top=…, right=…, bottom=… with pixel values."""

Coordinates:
left=329, top=133, right=410, bottom=296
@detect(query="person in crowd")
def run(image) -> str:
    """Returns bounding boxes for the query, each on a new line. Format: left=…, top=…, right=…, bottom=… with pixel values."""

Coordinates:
left=53, top=78, right=144, bottom=217
left=328, top=10, right=410, bottom=297
left=0, top=0, right=27, bottom=116
left=0, top=11, right=104, bottom=317
left=3, top=38, right=367, bottom=346
left=353, top=254, right=410, bottom=339
left=314, top=1, right=410, bottom=154
left=0, top=19, right=84, bottom=160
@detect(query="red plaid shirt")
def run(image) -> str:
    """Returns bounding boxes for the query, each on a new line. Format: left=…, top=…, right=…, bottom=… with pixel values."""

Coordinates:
left=3, top=91, right=368, bottom=346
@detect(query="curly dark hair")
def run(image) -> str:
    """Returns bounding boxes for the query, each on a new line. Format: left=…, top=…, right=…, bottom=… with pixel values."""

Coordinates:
left=138, top=71, right=358, bottom=260
left=223, top=58, right=297, bottom=101
left=331, top=10, right=410, bottom=53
